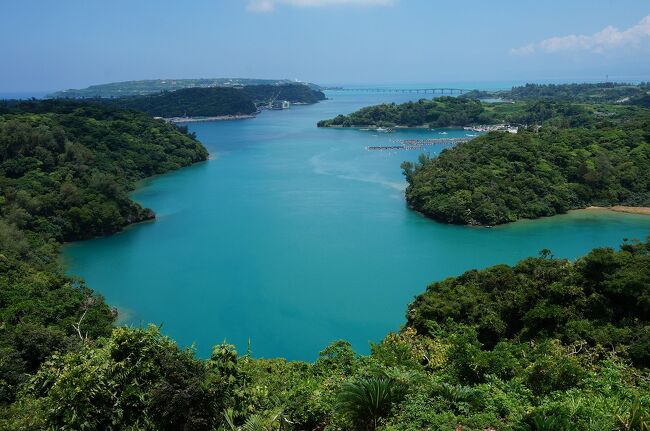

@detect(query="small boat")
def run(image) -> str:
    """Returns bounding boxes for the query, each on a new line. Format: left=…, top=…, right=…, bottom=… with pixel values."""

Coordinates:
left=440, top=131, right=448, bottom=135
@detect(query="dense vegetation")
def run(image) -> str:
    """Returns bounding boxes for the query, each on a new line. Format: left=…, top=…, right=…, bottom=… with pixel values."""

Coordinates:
left=316, top=96, right=621, bottom=129
left=74, top=84, right=325, bottom=118
left=503, top=83, right=650, bottom=103
left=48, top=78, right=322, bottom=98
left=0, top=99, right=207, bottom=408
left=317, top=97, right=490, bottom=128
left=2, top=241, right=649, bottom=430
left=0, top=99, right=208, bottom=239
left=401, top=107, right=650, bottom=225
left=319, top=83, right=650, bottom=129
left=242, top=84, right=327, bottom=105
left=97, top=87, right=258, bottom=118
left=409, top=241, right=650, bottom=367
left=459, top=83, right=650, bottom=104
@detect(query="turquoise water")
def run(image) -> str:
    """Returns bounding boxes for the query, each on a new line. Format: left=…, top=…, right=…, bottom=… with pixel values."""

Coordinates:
left=64, top=90, right=650, bottom=361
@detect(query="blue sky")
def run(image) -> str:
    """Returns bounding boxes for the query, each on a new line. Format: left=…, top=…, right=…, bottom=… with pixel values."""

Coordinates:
left=1, top=0, right=649, bottom=92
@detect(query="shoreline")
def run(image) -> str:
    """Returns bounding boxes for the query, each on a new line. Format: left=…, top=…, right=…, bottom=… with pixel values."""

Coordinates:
left=166, top=114, right=257, bottom=123
left=584, top=205, right=650, bottom=216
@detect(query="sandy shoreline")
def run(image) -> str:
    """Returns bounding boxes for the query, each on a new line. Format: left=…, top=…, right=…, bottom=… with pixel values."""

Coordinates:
left=585, top=205, right=650, bottom=216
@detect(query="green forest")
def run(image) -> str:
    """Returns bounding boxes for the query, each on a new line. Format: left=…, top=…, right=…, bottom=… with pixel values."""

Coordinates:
left=65, top=84, right=326, bottom=118
left=48, top=79, right=323, bottom=98
left=0, top=93, right=648, bottom=430
left=401, top=106, right=650, bottom=225
left=97, top=87, right=258, bottom=118
left=0, top=100, right=207, bottom=419
left=317, top=97, right=490, bottom=128
left=459, top=83, right=650, bottom=104
left=317, top=95, right=647, bottom=129
left=318, top=83, right=650, bottom=129
left=242, top=84, right=327, bottom=105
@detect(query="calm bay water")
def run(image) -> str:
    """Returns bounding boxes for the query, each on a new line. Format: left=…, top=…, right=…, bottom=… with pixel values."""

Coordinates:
left=64, top=90, right=650, bottom=360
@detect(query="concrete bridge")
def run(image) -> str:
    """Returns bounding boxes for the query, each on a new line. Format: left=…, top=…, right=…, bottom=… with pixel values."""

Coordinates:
left=326, top=87, right=472, bottom=95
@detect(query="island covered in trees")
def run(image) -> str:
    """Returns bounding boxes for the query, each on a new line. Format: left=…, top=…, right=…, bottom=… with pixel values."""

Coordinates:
left=317, top=83, right=650, bottom=129
left=56, top=84, right=326, bottom=119
left=96, top=87, right=258, bottom=119
left=475, top=82, right=650, bottom=104
left=48, top=78, right=323, bottom=98
left=1, top=88, right=649, bottom=429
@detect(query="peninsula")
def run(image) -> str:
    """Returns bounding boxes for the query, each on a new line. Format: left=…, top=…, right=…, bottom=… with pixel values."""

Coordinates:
left=59, top=83, right=326, bottom=121
left=47, top=77, right=323, bottom=98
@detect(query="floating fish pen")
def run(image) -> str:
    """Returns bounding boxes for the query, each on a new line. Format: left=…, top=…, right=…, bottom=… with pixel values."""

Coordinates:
left=389, top=137, right=472, bottom=146
left=366, top=137, right=475, bottom=151
left=366, top=145, right=405, bottom=151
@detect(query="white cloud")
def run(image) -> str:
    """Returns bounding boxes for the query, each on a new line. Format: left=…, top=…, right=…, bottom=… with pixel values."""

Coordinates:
left=510, top=14, right=650, bottom=55
left=508, top=43, right=535, bottom=56
left=247, top=0, right=397, bottom=13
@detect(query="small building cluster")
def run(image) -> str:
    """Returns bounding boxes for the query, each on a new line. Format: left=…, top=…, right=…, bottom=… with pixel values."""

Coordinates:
left=270, top=100, right=290, bottom=110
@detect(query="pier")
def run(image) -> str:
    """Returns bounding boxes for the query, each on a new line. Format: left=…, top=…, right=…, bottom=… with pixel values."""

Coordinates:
left=367, top=145, right=406, bottom=151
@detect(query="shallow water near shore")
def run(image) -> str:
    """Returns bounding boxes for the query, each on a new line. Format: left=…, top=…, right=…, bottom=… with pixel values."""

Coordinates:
left=64, top=89, right=650, bottom=361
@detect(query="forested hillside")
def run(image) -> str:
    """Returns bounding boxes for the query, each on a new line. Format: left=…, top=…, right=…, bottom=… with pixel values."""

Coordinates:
left=96, top=87, right=258, bottom=118
left=242, top=84, right=326, bottom=105
left=318, top=83, right=650, bottom=129
left=48, top=78, right=322, bottom=98
left=401, top=108, right=650, bottom=225
left=458, top=83, right=650, bottom=104
left=318, top=97, right=489, bottom=128
left=316, top=96, right=629, bottom=128
left=75, top=84, right=325, bottom=118
left=0, top=100, right=207, bottom=408
left=0, top=99, right=208, bottom=239
left=504, top=82, right=650, bottom=103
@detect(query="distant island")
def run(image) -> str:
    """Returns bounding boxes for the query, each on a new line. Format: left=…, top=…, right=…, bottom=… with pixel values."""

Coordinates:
left=47, top=78, right=323, bottom=98
left=49, top=83, right=325, bottom=120
left=317, top=83, right=650, bottom=129
left=463, top=81, right=650, bottom=104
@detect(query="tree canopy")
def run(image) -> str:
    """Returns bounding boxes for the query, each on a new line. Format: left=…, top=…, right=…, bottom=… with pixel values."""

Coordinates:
left=460, top=82, right=650, bottom=104
left=57, top=84, right=326, bottom=118
left=401, top=109, right=650, bottom=225
left=96, top=87, right=257, bottom=118
left=0, top=99, right=207, bottom=407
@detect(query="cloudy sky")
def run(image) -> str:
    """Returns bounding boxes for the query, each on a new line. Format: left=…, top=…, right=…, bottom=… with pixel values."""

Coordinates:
left=1, top=0, right=649, bottom=92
